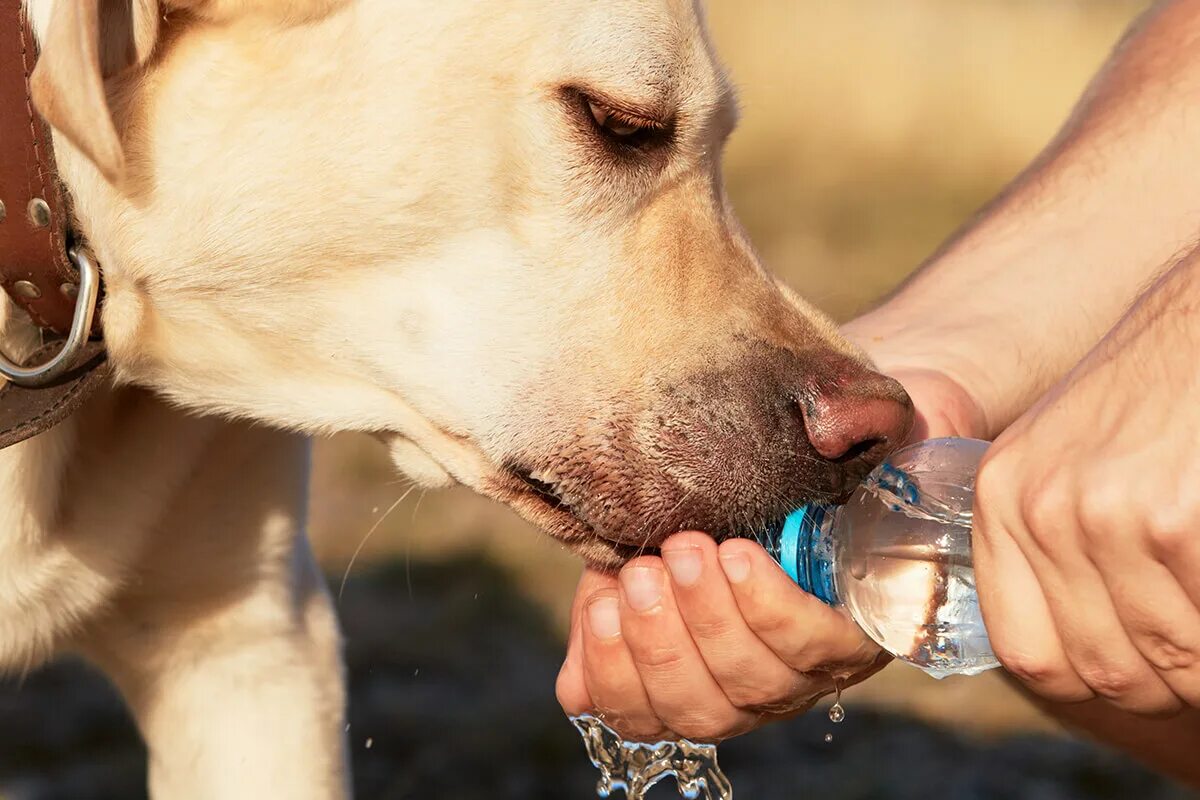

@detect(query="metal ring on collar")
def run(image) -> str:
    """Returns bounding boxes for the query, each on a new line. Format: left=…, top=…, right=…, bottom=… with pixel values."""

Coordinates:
left=0, top=248, right=100, bottom=388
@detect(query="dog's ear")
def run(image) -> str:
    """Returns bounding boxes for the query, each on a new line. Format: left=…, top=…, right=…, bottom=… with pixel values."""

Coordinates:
left=29, top=0, right=161, bottom=188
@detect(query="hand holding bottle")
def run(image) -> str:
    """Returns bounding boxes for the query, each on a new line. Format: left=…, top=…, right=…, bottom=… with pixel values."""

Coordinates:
left=555, top=531, right=888, bottom=743
left=969, top=258, right=1200, bottom=716
left=555, top=363, right=980, bottom=742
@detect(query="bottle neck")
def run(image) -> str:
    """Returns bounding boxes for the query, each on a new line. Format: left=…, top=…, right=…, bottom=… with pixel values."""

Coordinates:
left=769, top=504, right=840, bottom=605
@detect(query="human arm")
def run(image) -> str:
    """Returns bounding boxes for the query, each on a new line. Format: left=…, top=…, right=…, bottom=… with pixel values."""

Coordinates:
left=847, top=0, right=1200, bottom=435
left=966, top=246, right=1200, bottom=785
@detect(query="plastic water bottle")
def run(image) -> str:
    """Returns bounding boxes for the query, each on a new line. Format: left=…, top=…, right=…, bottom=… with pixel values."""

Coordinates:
left=762, top=437, right=997, bottom=678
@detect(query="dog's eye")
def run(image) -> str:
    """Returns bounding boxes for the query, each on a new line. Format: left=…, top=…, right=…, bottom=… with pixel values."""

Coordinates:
left=580, top=94, right=668, bottom=149
left=587, top=100, right=645, bottom=137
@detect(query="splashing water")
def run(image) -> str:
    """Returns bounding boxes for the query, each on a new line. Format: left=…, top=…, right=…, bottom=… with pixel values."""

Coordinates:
left=570, top=715, right=733, bottom=800
left=864, top=462, right=973, bottom=528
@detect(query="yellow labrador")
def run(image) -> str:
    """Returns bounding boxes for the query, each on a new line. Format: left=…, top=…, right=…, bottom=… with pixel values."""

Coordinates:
left=0, top=0, right=911, bottom=797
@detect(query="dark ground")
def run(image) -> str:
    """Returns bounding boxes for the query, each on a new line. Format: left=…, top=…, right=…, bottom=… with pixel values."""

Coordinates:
left=0, top=556, right=1195, bottom=800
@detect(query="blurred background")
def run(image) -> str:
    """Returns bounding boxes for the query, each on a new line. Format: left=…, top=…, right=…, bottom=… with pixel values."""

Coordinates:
left=5, top=1, right=1198, bottom=798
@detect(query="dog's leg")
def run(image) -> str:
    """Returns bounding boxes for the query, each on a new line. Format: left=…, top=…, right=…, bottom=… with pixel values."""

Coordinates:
left=77, top=426, right=349, bottom=800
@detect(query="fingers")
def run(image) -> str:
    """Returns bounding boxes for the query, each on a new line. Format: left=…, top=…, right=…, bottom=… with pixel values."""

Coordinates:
left=975, top=457, right=1181, bottom=715
left=616, top=556, right=758, bottom=741
left=1027, top=552, right=1179, bottom=714
left=1096, top=558, right=1200, bottom=707
left=559, top=568, right=677, bottom=740
left=716, top=538, right=879, bottom=672
left=562, top=533, right=892, bottom=743
left=973, top=498, right=1096, bottom=704
left=660, top=532, right=809, bottom=712
left=1087, top=522, right=1200, bottom=708
left=1005, top=472, right=1181, bottom=713
left=580, top=590, right=671, bottom=740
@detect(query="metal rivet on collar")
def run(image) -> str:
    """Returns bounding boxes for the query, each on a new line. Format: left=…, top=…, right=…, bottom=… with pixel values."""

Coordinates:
left=12, top=280, right=41, bottom=299
left=0, top=199, right=6, bottom=223
left=27, top=198, right=50, bottom=227
left=59, top=282, right=79, bottom=300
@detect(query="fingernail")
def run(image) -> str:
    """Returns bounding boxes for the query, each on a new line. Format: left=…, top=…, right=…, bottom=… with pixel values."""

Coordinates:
left=719, top=551, right=751, bottom=584
left=663, top=547, right=703, bottom=587
left=620, top=566, right=664, bottom=612
left=586, top=595, right=622, bottom=639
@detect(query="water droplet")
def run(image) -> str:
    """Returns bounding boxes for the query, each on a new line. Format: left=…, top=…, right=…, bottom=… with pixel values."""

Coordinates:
left=365, top=737, right=373, bottom=749
left=824, top=733, right=833, bottom=743
left=828, top=702, right=845, bottom=724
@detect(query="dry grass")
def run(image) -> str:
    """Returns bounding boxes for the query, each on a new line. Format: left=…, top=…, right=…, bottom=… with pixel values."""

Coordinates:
left=310, top=0, right=1148, bottom=738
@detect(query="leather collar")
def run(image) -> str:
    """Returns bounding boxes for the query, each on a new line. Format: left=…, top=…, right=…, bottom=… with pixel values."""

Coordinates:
left=0, top=0, right=108, bottom=450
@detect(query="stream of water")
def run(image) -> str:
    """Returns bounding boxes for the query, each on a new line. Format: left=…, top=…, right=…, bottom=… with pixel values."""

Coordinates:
left=571, top=715, right=733, bottom=800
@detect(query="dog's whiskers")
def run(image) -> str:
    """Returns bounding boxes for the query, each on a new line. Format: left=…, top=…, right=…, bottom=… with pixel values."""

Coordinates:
left=337, top=485, right=417, bottom=602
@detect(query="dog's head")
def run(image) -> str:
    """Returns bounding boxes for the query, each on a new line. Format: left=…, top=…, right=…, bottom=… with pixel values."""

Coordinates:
left=29, top=0, right=912, bottom=568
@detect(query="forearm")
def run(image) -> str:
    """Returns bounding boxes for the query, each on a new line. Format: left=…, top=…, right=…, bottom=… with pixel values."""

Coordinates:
left=982, top=238, right=1200, bottom=785
left=847, top=0, right=1200, bottom=436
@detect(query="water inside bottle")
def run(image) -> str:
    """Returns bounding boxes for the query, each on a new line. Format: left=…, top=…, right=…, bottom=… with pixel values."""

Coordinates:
left=571, top=715, right=733, bottom=800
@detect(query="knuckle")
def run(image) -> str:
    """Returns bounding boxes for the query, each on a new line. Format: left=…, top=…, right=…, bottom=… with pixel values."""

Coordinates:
left=994, top=645, right=1064, bottom=688
left=973, top=452, right=1009, bottom=511
left=1020, top=481, right=1077, bottom=545
left=1144, top=506, right=1191, bottom=555
left=1074, top=486, right=1126, bottom=541
left=1139, top=633, right=1197, bottom=673
left=1076, top=664, right=1141, bottom=700
left=632, top=643, right=687, bottom=674
left=686, top=616, right=737, bottom=642
left=744, top=608, right=797, bottom=640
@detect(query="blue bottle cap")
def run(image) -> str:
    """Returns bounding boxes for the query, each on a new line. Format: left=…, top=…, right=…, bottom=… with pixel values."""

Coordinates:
left=777, top=504, right=838, bottom=605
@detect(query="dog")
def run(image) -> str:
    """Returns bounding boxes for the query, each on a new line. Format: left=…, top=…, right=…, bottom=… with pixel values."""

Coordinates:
left=0, top=0, right=912, bottom=797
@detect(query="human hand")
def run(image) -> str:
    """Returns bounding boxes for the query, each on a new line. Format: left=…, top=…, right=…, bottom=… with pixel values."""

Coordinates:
left=970, top=261, right=1200, bottom=715
left=555, top=531, right=888, bottom=742
left=553, top=349, right=993, bottom=742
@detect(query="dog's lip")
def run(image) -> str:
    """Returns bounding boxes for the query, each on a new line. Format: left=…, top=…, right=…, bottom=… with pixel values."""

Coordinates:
left=495, top=465, right=794, bottom=569
left=374, top=429, right=639, bottom=569
left=488, top=465, right=645, bottom=570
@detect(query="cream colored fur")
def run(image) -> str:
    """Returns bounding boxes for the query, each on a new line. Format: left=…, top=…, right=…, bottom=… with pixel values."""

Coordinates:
left=1, top=0, right=862, bottom=796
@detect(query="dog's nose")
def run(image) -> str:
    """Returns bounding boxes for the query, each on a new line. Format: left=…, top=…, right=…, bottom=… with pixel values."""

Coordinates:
left=799, top=366, right=914, bottom=470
